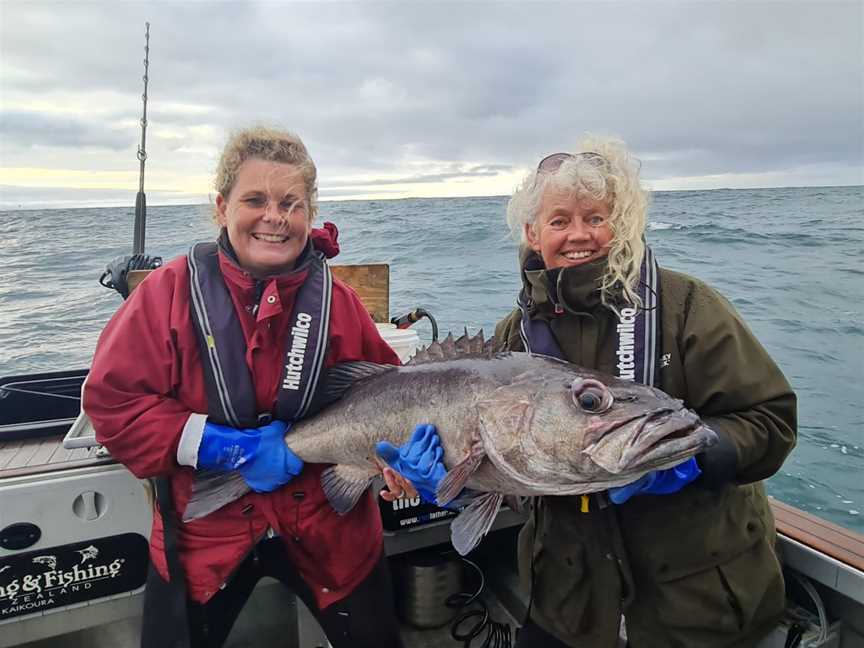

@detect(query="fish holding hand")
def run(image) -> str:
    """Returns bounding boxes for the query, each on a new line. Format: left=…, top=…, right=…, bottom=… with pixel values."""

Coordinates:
left=184, top=332, right=716, bottom=555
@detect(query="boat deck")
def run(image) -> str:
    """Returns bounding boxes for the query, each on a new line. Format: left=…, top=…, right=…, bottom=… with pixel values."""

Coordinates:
left=0, top=436, right=111, bottom=479
left=772, top=497, right=864, bottom=572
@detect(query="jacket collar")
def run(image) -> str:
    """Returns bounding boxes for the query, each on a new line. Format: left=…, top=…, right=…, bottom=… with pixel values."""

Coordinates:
left=520, top=247, right=606, bottom=315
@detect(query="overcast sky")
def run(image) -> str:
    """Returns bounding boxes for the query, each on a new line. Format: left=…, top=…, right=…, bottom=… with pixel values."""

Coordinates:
left=1, top=1, right=862, bottom=208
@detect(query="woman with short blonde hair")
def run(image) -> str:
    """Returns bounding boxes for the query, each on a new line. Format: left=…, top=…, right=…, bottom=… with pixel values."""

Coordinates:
left=86, top=125, right=406, bottom=648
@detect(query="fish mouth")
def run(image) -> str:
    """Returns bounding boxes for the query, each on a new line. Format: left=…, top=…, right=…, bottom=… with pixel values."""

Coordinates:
left=585, top=408, right=717, bottom=474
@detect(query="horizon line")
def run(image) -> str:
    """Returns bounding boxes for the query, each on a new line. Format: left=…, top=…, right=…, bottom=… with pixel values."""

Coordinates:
left=1, top=182, right=861, bottom=213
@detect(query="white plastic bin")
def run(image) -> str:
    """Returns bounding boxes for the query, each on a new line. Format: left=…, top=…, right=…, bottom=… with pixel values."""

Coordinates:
left=376, top=323, right=421, bottom=364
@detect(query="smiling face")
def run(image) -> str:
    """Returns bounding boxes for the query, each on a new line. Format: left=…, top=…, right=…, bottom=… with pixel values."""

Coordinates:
left=525, top=187, right=614, bottom=269
left=216, top=158, right=312, bottom=277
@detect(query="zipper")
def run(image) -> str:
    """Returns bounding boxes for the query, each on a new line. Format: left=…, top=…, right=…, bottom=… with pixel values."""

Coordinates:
left=252, top=280, right=265, bottom=316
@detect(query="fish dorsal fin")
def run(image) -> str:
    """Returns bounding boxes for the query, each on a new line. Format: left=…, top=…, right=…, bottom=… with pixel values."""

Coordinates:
left=304, top=361, right=396, bottom=416
left=409, top=329, right=496, bottom=365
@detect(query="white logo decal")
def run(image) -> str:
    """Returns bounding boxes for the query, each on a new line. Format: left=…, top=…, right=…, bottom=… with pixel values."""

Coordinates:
left=282, top=312, right=312, bottom=391
left=660, top=353, right=671, bottom=368
left=1, top=558, right=126, bottom=606
left=31, top=556, right=57, bottom=570
left=616, top=307, right=637, bottom=381
left=76, top=546, right=99, bottom=564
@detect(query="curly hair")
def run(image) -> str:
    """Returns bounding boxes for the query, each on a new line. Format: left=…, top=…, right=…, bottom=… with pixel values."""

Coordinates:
left=505, top=135, right=649, bottom=307
left=213, top=126, right=318, bottom=223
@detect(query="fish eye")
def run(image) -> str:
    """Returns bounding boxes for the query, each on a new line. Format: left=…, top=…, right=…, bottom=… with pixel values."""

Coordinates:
left=578, top=391, right=602, bottom=410
left=571, top=378, right=613, bottom=413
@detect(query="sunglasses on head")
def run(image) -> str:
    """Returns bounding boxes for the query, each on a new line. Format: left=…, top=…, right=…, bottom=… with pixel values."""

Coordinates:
left=536, top=151, right=608, bottom=175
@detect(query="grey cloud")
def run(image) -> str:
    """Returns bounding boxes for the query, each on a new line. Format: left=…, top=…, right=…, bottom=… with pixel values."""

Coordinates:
left=319, top=187, right=401, bottom=198
left=331, top=164, right=516, bottom=188
left=1, top=1, right=861, bottom=192
left=0, top=111, right=133, bottom=150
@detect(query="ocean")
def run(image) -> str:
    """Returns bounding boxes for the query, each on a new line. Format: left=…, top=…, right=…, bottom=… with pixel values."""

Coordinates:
left=1, top=186, right=862, bottom=532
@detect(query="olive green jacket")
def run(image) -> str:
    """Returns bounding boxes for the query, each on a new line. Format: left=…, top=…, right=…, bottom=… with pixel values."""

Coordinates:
left=494, top=258, right=797, bottom=648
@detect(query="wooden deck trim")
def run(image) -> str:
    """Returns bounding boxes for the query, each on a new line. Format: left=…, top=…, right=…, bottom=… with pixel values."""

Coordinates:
left=770, top=497, right=864, bottom=572
left=0, top=456, right=115, bottom=479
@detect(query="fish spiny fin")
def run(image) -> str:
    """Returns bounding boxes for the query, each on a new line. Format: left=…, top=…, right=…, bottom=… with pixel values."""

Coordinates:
left=450, top=492, right=503, bottom=555
left=184, top=470, right=250, bottom=522
left=408, top=330, right=497, bottom=365
left=440, top=333, right=457, bottom=356
left=455, top=329, right=472, bottom=354
left=483, top=335, right=496, bottom=356
left=321, top=464, right=379, bottom=514
left=304, top=361, right=397, bottom=416
left=412, top=346, right=430, bottom=363
left=437, top=440, right=486, bottom=505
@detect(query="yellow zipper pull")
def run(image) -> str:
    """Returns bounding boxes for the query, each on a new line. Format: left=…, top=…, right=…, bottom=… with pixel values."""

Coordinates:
left=580, top=494, right=590, bottom=513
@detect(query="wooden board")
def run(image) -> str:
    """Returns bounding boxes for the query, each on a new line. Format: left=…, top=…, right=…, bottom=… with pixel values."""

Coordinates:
left=770, top=497, right=864, bottom=571
left=331, top=263, right=390, bottom=322
left=126, top=269, right=151, bottom=294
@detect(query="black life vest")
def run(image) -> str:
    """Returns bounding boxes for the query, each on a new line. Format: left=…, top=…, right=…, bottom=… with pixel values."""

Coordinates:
left=518, top=245, right=662, bottom=388
left=187, top=239, right=332, bottom=426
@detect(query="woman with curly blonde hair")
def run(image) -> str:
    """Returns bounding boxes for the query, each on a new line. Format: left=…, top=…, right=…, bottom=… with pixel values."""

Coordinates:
left=376, top=135, right=795, bottom=646
left=505, top=136, right=648, bottom=309
left=493, top=135, right=796, bottom=647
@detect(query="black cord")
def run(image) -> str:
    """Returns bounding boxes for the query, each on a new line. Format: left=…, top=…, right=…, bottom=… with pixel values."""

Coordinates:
left=446, top=558, right=512, bottom=648
left=785, top=622, right=805, bottom=648
left=391, top=308, right=439, bottom=342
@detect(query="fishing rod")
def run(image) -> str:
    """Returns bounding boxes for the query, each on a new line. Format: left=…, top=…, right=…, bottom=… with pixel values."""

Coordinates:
left=132, top=21, right=150, bottom=255
left=99, top=21, right=162, bottom=299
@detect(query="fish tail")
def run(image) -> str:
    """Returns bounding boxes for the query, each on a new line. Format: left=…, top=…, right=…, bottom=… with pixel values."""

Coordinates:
left=182, top=470, right=251, bottom=522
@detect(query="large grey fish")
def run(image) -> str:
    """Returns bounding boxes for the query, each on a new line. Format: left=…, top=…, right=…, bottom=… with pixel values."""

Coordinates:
left=184, top=333, right=716, bottom=554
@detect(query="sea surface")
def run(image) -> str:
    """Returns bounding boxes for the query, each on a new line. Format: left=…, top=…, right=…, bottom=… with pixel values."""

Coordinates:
left=1, top=186, right=862, bottom=532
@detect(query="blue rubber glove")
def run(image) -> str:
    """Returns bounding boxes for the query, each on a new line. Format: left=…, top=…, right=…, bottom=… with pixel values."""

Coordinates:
left=376, top=424, right=447, bottom=505
left=608, top=457, right=701, bottom=505
left=198, top=420, right=304, bottom=493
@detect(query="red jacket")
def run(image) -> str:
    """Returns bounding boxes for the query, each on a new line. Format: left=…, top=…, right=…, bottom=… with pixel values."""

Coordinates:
left=84, top=251, right=400, bottom=608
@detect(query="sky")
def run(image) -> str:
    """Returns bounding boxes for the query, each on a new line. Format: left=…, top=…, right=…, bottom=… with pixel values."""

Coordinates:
left=1, top=1, right=862, bottom=209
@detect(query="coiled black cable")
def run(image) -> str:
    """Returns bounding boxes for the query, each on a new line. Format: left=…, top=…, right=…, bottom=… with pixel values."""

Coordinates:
left=446, top=558, right=512, bottom=648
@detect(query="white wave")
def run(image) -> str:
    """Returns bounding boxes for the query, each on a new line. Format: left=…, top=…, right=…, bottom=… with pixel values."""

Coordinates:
left=648, top=221, right=675, bottom=230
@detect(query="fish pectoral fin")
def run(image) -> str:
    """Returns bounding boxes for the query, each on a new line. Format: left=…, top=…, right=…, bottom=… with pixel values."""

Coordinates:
left=450, top=492, right=503, bottom=555
left=321, top=464, right=378, bottom=515
left=437, top=443, right=485, bottom=505
left=183, top=470, right=251, bottom=522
